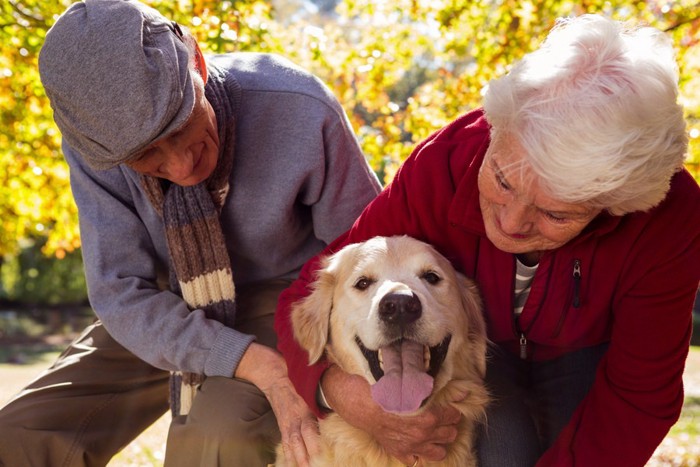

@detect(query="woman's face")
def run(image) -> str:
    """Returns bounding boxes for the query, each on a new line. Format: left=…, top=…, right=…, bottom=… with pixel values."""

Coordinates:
left=126, top=80, right=219, bottom=186
left=477, top=135, right=600, bottom=255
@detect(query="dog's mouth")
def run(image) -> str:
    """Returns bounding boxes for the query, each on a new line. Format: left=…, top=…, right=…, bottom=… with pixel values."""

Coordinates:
left=355, top=334, right=452, bottom=413
left=356, top=335, right=452, bottom=382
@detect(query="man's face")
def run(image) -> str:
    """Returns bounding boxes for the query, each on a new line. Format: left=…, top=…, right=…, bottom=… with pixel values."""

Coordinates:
left=126, top=80, right=219, bottom=186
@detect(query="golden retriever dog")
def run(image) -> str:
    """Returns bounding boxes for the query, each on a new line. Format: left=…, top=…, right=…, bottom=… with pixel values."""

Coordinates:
left=279, top=235, right=488, bottom=466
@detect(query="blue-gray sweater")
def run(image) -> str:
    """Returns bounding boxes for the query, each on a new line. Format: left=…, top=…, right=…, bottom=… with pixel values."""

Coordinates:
left=65, top=53, right=381, bottom=378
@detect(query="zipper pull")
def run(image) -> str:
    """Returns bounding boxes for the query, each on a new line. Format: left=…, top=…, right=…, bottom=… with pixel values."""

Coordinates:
left=572, top=259, right=581, bottom=308
left=519, top=333, right=528, bottom=359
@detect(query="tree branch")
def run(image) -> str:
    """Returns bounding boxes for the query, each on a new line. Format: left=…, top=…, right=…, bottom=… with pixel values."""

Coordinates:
left=7, top=0, right=45, bottom=26
left=664, top=4, right=700, bottom=33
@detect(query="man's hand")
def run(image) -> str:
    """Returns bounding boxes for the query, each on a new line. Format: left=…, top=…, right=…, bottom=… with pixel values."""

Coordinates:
left=322, top=365, right=464, bottom=466
left=236, top=342, right=322, bottom=467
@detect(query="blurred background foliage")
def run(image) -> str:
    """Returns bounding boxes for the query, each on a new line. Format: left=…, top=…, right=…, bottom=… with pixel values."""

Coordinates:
left=0, top=0, right=699, bottom=304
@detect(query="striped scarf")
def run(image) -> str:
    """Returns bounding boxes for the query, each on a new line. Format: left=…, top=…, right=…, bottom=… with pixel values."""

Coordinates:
left=141, top=64, right=237, bottom=416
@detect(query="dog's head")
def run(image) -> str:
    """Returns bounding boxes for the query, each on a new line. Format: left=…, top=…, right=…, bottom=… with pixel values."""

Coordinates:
left=292, top=235, right=487, bottom=414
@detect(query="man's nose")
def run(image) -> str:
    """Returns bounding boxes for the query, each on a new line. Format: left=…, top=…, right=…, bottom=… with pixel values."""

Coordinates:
left=158, top=142, right=192, bottom=181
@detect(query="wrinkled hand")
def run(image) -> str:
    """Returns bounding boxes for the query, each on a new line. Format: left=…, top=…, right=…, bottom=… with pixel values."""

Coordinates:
left=264, top=375, right=322, bottom=467
left=367, top=403, right=461, bottom=465
left=322, top=365, right=464, bottom=466
left=235, top=343, right=321, bottom=467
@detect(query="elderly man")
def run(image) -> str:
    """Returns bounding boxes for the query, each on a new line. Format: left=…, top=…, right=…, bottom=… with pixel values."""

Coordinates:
left=0, top=1, right=381, bottom=466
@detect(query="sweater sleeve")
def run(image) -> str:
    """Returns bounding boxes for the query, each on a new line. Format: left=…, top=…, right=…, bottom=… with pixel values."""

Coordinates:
left=539, top=175, right=700, bottom=466
left=66, top=145, right=253, bottom=378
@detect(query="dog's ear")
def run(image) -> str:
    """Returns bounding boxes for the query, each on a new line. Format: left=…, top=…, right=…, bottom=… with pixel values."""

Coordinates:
left=291, top=261, right=336, bottom=365
left=457, top=273, right=488, bottom=377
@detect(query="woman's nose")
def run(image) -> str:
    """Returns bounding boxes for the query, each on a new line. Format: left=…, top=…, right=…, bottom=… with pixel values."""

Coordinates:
left=499, top=200, right=534, bottom=234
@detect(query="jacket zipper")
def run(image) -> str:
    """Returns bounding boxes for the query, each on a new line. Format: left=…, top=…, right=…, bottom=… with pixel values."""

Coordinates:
left=517, top=258, right=583, bottom=355
left=572, top=259, right=582, bottom=308
left=513, top=313, right=527, bottom=360
left=513, top=313, right=528, bottom=360
left=552, top=258, right=583, bottom=338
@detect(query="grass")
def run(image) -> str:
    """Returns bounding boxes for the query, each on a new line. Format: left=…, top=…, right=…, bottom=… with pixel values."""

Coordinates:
left=649, top=346, right=700, bottom=466
left=669, top=396, right=700, bottom=437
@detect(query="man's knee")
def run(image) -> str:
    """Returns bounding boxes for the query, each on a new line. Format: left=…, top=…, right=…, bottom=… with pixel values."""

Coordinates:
left=187, top=376, right=277, bottom=434
left=0, top=421, right=109, bottom=467
left=165, top=377, right=280, bottom=466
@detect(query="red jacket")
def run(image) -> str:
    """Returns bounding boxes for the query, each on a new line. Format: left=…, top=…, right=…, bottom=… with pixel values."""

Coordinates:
left=275, top=109, right=700, bottom=466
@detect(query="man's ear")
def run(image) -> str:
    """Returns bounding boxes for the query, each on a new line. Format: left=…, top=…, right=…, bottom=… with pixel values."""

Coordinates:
left=193, top=40, right=208, bottom=83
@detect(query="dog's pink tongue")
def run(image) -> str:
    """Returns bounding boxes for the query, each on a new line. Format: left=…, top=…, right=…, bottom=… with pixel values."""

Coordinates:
left=370, top=340, right=434, bottom=414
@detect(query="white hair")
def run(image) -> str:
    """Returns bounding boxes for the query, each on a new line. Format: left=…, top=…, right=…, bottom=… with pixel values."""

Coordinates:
left=483, top=14, right=688, bottom=215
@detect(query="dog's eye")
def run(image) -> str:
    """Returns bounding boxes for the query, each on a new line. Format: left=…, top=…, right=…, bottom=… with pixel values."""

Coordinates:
left=353, top=277, right=374, bottom=291
left=422, top=271, right=442, bottom=285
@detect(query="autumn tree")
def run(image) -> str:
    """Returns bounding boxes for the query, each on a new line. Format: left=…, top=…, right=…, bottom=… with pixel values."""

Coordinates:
left=1, top=0, right=698, bottom=261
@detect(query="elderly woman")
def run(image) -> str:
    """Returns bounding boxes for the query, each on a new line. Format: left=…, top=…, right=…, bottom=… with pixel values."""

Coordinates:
left=276, top=14, right=700, bottom=467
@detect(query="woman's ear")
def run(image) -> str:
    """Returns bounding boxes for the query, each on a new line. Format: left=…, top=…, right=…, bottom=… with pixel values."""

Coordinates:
left=193, top=40, right=208, bottom=83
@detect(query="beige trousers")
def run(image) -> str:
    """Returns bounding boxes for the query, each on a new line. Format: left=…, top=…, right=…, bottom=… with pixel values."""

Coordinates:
left=0, top=280, right=288, bottom=467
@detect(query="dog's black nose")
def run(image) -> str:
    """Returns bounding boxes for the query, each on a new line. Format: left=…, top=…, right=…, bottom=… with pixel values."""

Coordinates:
left=378, top=292, right=422, bottom=325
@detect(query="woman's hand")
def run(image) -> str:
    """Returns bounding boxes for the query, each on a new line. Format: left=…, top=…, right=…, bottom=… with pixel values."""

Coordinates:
left=236, top=342, right=321, bottom=467
left=322, top=365, right=464, bottom=466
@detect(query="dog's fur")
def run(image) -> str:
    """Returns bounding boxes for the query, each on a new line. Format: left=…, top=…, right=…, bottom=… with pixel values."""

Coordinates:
left=278, top=236, right=488, bottom=467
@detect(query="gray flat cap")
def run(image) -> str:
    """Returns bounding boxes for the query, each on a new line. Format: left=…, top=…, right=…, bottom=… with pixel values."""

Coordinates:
left=39, top=0, right=195, bottom=170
